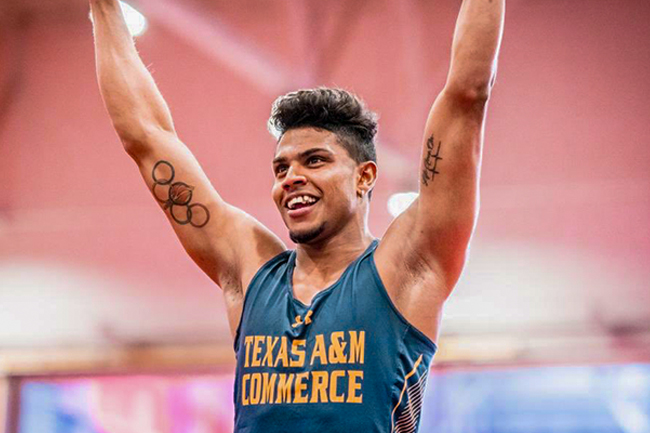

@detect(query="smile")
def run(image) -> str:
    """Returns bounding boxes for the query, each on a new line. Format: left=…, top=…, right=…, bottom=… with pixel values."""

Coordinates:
left=285, top=195, right=320, bottom=210
left=285, top=195, right=320, bottom=219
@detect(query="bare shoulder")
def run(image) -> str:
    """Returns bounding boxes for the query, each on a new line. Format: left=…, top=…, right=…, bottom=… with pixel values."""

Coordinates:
left=373, top=203, right=449, bottom=343
left=190, top=204, right=286, bottom=339
left=126, top=129, right=287, bottom=339
left=190, top=204, right=287, bottom=294
left=124, top=128, right=284, bottom=287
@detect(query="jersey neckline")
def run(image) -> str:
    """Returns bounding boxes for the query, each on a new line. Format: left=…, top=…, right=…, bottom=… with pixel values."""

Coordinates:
left=286, top=239, right=379, bottom=308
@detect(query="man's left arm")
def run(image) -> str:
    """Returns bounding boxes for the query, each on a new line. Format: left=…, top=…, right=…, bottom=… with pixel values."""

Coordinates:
left=376, top=0, right=505, bottom=337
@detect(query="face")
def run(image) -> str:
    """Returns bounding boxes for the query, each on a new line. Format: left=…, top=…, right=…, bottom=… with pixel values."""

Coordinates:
left=272, top=127, right=369, bottom=245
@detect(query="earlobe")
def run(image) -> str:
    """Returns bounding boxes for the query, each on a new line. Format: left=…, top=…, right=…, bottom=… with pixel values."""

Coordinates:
left=356, top=176, right=368, bottom=198
left=357, top=161, right=377, bottom=198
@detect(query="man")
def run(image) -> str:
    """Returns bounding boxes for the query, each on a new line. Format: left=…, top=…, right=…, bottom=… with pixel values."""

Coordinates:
left=90, top=0, right=504, bottom=431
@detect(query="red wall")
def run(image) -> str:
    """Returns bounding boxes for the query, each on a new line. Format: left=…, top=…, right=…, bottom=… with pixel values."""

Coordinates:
left=1, top=0, right=649, bottom=350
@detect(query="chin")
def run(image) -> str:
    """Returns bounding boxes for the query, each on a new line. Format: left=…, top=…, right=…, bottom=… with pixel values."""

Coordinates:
left=289, top=223, right=327, bottom=244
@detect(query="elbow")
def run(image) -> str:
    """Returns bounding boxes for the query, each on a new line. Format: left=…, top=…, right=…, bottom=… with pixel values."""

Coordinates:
left=108, top=104, right=175, bottom=146
left=114, top=121, right=167, bottom=160
left=112, top=120, right=147, bottom=155
left=445, top=66, right=498, bottom=106
left=121, top=136, right=149, bottom=160
left=444, top=81, right=492, bottom=107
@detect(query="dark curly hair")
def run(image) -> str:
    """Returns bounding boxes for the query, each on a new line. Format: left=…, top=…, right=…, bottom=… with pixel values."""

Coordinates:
left=268, top=88, right=378, bottom=165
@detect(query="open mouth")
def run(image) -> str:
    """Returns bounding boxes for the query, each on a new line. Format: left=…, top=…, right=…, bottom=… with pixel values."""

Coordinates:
left=285, top=195, right=320, bottom=211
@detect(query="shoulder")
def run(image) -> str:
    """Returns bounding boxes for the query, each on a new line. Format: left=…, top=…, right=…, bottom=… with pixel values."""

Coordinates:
left=375, top=197, right=465, bottom=301
left=372, top=212, right=450, bottom=343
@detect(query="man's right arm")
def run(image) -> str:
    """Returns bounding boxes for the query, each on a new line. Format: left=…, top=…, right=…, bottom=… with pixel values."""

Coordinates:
left=90, top=0, right=285, bottom=328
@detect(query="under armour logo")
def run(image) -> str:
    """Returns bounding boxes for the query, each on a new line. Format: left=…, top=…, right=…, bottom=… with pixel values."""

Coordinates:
left=291, top=310, right=313, bottom=328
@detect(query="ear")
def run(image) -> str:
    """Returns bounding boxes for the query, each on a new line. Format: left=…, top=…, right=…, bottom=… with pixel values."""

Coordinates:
left=356, top=161, right=378, bottom=198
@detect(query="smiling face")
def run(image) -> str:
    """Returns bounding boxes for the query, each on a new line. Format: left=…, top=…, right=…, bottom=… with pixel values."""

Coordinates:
left=272, top=127, right=372, bottom=245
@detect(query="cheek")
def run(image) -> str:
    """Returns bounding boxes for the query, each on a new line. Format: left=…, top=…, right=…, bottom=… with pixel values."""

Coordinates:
left=271, top=184, right=283, bottom=206
left=335, top=171, right=358, bottom=196
left=327, top=175, right=357, bottom=207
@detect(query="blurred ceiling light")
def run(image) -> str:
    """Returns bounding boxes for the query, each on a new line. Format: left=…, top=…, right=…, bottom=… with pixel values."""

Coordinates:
left=90, top=2, right=147, bottom=37
left=120, top=2, right=147, bottom=37
left=387, top=192, right=418, bottom=217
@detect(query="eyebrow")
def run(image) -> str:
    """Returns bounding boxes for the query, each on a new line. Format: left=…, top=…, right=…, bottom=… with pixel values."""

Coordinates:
left=272, top=147, right=333, bottom=165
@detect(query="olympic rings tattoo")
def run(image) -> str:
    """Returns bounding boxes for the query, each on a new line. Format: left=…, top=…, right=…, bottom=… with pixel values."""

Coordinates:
left=151, top=160, right=210, bottom=228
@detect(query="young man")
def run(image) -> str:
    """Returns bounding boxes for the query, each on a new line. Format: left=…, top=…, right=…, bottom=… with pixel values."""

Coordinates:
left=90, top=0, right=504, bottom=431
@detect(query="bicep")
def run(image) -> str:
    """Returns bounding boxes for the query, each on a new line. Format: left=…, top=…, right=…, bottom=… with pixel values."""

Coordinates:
left=128, top=128, right=285, bottom=291
left=371, top=89, right=489, bottom=339
left=409, top=88, right=488, bottom=286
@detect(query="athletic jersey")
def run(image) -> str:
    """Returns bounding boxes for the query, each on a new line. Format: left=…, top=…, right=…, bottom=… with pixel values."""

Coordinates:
left=233, top=239, right=437, bottom=433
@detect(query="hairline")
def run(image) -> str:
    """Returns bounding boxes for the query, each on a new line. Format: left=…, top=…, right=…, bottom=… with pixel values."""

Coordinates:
left=277, top=125, right=375, bottom=166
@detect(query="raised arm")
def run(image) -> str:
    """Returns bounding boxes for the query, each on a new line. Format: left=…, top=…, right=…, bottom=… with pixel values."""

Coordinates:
left=376, top=0, right=505, bottom=341
left=90, top=0, right=285, bottom=334
left=415, top=0, right=505, bottom=279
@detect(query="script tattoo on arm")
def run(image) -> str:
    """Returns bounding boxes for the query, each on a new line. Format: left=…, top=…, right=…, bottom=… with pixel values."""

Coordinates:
left=421, top=135, right=443, bottom=187
left=150, top=160, right=211, bottom=228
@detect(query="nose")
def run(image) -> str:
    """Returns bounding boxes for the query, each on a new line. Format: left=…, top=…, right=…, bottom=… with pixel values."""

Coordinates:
left=282, top=166, right=307, bottom=191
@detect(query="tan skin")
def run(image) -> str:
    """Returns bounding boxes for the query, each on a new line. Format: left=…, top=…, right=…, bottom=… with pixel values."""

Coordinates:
left=271, top=128, right=377, bottom=307
left=91, top=0, right=504, bottom=344
left=270, top=124, right=469, bottom=343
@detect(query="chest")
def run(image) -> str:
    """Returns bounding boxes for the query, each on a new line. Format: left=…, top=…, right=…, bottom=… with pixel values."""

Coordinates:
left=241, top=269, right=375, bottom=342
left=291, top=270, right=343, bottom=306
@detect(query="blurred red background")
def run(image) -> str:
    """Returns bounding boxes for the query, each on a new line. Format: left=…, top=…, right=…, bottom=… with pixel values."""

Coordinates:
left=0, top=0, right=649, bottom=370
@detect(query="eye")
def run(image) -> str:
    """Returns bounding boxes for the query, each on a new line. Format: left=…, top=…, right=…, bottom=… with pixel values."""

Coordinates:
left=274, top=164, right=288, bottom=176
left=307, top=155, right=325, bottom=165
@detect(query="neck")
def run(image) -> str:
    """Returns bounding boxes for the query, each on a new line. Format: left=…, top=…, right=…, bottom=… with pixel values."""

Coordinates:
left=294, top=224, right=374, bottom=278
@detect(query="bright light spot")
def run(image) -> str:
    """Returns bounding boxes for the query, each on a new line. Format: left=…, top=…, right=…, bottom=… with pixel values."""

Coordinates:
left=610, top=400, right=650, bottom=433
left=387, top=192, right=418, bottom=217
left=120, top=1, right=147, bottom=37
left=89, top=1, right=147, bottom=37
left=617, top=366, right=650, bottom=397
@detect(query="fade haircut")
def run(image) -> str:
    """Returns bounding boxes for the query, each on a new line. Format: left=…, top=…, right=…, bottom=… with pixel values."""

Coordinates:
left=268, top=88, right=378, bottom=166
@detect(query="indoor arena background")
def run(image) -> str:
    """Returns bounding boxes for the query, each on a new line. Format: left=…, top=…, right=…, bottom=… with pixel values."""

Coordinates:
left=1, top=0, right=649, bottom=432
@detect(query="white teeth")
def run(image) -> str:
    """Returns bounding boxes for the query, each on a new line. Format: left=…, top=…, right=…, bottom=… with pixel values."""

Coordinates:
left=287, top=195, right=317, bottom=209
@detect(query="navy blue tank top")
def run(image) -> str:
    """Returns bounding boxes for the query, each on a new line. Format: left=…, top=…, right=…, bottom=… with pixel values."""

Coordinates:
left=233, top=240, right=437, bottom=433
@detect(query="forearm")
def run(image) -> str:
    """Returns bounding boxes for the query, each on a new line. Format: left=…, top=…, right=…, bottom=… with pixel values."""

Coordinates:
left=446, top=0, right=505, bottom=98
left=90, top=0, right=174, bottom=148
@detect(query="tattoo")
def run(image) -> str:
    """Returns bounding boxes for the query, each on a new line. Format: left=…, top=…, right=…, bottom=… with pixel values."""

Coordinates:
left=421, top=135, right=443, bottom=186
left=151, top=160, right=210, bottom=228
